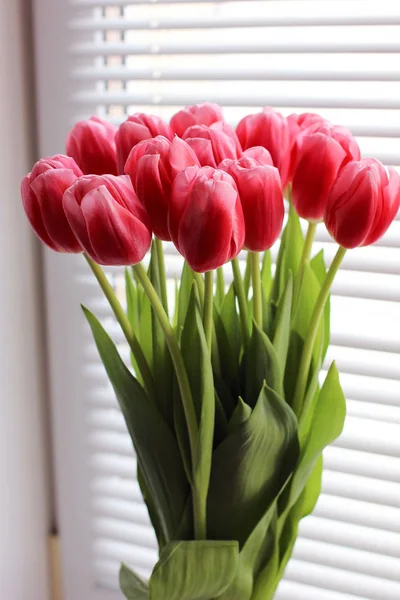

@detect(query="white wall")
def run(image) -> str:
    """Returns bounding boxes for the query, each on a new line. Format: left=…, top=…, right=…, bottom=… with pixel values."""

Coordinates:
left=0, top=1, right=51, bottom=599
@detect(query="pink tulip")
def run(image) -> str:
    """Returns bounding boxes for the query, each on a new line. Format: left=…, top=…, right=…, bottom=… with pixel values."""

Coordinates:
left=115, top=113, right=173, bottom=174
left=63, top=174, right=152, bottom=265
left=183, top=123, right=240, bottom=168
left=287, top=112, right=328, bottom=181
left=170, top=102, right=224, bottom=137
left=125, top=135, right=200, bottom=241
left=292, top=125, right=360, bottom=221
left=169, top=166, right=245, bottom=272
left=21, top=155, right=82, bottom=252
left=220, top=156, right=284, bottom=251
left=325, top=158, right=400, bottom=248
left=66, top=116, right=118, bottom=175
left=236, top=108, right=291, bottom=187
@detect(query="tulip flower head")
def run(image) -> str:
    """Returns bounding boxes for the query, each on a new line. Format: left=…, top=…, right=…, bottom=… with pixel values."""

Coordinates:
left=21, top=154, right=83, bottom=252
left=183, top=123, right=240, bottom=168
left=63, top=174, right=152, bottom=265
left=325, top=158, right=400, bottom=249
left=219, top=155, right=284, bottom=252
left=292, top=124, right=361, bottom=222
left=236, top=108, right=291, bottom=187
left=170, top=102, right=224, bottom=138
left=169, top=166, right=245, bottom=272
left=125, top=135, right=200, bottom=241
left=66, top=116, right=118, bottom=176
left=115, top=113, right=173, bottom=174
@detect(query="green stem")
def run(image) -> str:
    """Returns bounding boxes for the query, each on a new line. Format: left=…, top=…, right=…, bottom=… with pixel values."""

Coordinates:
left=133, top=263, right=205, bottom=538
left=231, top=257, right=250, bottom=346
left=84, top=255, right=156, bottom=401
left=293, top=221, right=317, bottom=308
left=251, top=252, right=262, bottom=328
left=216, top=267, right=225, bottom=304
left=203, top=271, right=214, bottom=351
left=155, top=237, right=169, bottom=314
left=292, top=246, right=347, bottom=417
left=192, top=270, right=205, bottom=307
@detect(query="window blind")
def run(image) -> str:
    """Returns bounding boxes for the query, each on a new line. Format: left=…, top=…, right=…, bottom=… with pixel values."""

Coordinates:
left=33, top=1, right=400, bottom=599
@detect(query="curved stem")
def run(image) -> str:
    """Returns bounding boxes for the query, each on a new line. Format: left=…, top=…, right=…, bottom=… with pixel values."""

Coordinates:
left=133, top=263, right=206, bottom=538
left=203, top=271, right=214, bottom=351
left=251, top=252, right=262, bottom=328
left=84, top=255, right=156, bottom=401
left=231, top=257, right=250, bottom=346
left=293, top=221, right=317, bottom=308
left=292, top=246, right=347, bottom=417
left=155, top=238, right=169, bottom=314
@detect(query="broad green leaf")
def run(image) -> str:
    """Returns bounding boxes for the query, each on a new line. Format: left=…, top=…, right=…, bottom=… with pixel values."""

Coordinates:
left=177, top=262, right=195, bottom=331
left=207, top=383, right=299, bottom=545
left=149, top=540, right=239, bottom=600
left=215, top=266, right=225, bottom=310
left=180, top=284, right=215, bottom=512
left=271, top=203, right=304, bottom=304
left=288, top=362, right=346, bottom=507
left=228, top=397, right=252, bottom=433
left=215, top=284, right=241, bottom=399
left=277, top=455, right=323, bottom=585
left=214, top=391, right=229, bottom=446
left=310, top=249, right=330, bottom=359
left=120, top=564, right=148, bottom=600
left=137, top=463, right=166, bottom=548
left=83, top=307, right=189, bottom=541
left=251, top=513, right=280, bottom=600
left=244, top=322, right=283, bottom=406
left=214, top=374, right=237, bottom=420
left=272, top=272, right=293, bottom=374
left=261, top=287, right=272, bottom=337
left=283, top=331, right=304, bottom=408
left=261, top=250, right=272, bottom=299
left=149, top=245, right=173, bottom=425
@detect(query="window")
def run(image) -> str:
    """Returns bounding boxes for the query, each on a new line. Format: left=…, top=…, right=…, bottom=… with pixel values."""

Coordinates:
left=33, top=1, right=400, bottom=599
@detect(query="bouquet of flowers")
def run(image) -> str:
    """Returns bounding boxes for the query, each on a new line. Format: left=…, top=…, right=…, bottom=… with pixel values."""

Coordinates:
left=21, top=103, right=400, bottom=600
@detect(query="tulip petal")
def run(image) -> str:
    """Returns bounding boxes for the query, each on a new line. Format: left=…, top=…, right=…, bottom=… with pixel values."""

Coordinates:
left=21, top=176, right=56, bottom=250
left=363, top=167, right=400, bottom=246
left=185, top=138, right=218, bottom=168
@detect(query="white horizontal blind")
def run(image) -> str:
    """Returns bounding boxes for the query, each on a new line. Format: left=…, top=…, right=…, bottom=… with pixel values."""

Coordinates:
left=32, top=1, right=400, bottom=599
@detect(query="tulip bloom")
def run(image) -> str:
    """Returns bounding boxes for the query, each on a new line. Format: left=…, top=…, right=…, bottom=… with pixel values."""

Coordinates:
left=219, top=156, right=284, bottom=251
left=115, top=113, right=173, bottom=174
left=183, top=123, right=240, bottom=168
left=325, top=158, right=400, bottom=248
left=292, top=126, right=360, bottom=222
left=66, top=116, right=118, bottom=176
left=287, top=112, right=328, bottom=181
left=63, top=174, right=152, bottom=265
left=125, top=135, right=200, bottom=241
left=169, top=166, right=245, bottom=272
left=238, top=146, right=274, bottom=167
left=170, top=102, right=224, bottom=138
left=21, top=154, right=82, bottom=252
left=236, top=108, right=291, bottom=187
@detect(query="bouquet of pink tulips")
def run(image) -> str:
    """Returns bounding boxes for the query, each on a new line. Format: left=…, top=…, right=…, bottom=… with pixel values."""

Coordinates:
left=21, top=103, right=400, bottom=600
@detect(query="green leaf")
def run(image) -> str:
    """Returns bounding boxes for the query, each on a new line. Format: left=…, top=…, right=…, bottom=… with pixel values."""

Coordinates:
left=83, top=307, right=189, bottom=541
left=244, top=322, right=283, bottom=406
left=207, top=383, right=299, bottom=545
left=215, top=266, right=225, bottom=310
left=138, top=285, right=153, bottom=370
left=288, top=362, right=346, bottom=507
left=251, top=513, right=280, bottom=600
left=272, top=271, right=293, bottom=374
left=125, top=269, right=142, bottom=382
left=228, top=397, right=252, bottom=433
left=120, top=564, right=149, bottom=600
left=180, top=283, right=215, bottom=511
left=137, top=463, right=166, bottom=548
left=177, top=262, right=195, bottom=331
left=261, top=250, right=272, bottom=299
left=149, top=541, right=239, bottom=600
left=215, top=284, right=241, bottom=399
left=244, top=251, right=252, bottom=299
left=310, top=249, right=331, bottom=359
left=292, top=263, right=323, bottom=365
left=149, top=245, right=174, bottom=425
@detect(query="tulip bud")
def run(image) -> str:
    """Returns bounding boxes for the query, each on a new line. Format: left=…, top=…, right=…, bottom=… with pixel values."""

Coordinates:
left=21, top=154, right=82, bottom=252
left=325, top=158, right=400, bottom=249
left=170, top=102, right=224, bottom=138
left=183, top=123, right=240, bottom=168
left=66, top=116, right=118, bottom=176
left=287, top=112, right=328, bottom=181
left=169, top=166, right=245, bottom=272
left=125, top=135, right=200, bottom=241
left=220, top=156, right=284, bottom=251
left=236, top=108, right=291, bottom=187
left=63, top=174, right=152, bottom=265
left=238, top=146, right=274, bottom=167
left=115, top=113, right=173, bottom=174
left=292, top=125, right=360, bottom=222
